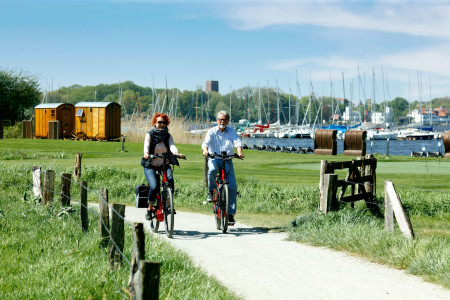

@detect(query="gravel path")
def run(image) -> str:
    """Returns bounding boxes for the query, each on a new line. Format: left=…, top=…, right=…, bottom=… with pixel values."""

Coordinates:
left=124, top=206, right=449, bottom=300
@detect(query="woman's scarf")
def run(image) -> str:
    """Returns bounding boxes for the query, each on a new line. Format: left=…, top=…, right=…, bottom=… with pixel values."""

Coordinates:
left=150, top=126, right=169, bottom=145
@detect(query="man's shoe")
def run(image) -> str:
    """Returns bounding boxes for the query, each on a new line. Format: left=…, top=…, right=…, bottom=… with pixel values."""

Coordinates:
left=167, top=207, right=176, bottom=214
left=145, top=209, right=152, bottom=220
left=206, top=192, right=214, bottom=203
left=228, top=214, right=235, bottom=225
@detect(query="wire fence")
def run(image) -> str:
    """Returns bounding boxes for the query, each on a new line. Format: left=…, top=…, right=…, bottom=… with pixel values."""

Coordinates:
left=1, top=167, right=148, bottom=299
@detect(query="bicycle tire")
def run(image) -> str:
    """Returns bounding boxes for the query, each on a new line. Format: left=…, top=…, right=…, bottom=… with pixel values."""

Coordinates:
left=150, top=209, right=159, bottom=233
left=220, top=184, right=229, bottom=233
left=163, top=188, right=174, bottom=238
left=212, top=189, right=221, bottom=230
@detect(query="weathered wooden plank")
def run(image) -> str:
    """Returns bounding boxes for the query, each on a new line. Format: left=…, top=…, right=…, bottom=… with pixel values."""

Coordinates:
left=319, top=160, right=328, bottom=210
left=128, top=223, right=145, bottom=289
left=80, top=180, right=88, bottom=232
left=109, top=203, right=125, bottom=269
left=385, top=181, right=414, bottom=239
left=321, top=174, right=338, bottom=213
left=341, top=193, right=369, bottom=203
left=98, top=188, right=110, bottom=247
left=32, top=166, right=41, bottom=199
left=60, top=173, right=71, bottom=206
left=74, top=153, right=82, bottom=181
left=384, top=182, right=394, bottom=232
left=42, top=170, right=55, bottom=205
left=133, top=260, right=160, bottom=300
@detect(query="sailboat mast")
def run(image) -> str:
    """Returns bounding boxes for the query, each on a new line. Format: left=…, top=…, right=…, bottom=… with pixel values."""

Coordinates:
left=295, top=71, right=300, bottom=126
left=276, top=81, right=280, bottom=125
left=267, top=80, right=270, bottom=124
left=258, top=83, right=262, bottom=124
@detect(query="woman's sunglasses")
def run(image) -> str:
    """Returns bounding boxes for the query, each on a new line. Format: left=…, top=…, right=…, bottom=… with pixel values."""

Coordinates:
left=157, top=121, right=167, bottom=125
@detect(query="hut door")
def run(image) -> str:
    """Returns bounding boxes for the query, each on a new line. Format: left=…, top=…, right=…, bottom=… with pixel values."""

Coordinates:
left=62, top=109, right=71, bottom=137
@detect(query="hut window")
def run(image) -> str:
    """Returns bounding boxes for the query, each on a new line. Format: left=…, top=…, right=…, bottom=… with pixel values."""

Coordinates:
left=76, top=109, right=84, bottom=117
left=51, top=110, right=55, bottom=117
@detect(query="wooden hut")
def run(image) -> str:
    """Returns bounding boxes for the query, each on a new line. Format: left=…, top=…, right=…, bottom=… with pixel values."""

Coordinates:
left=74, top=102, right=121, bottom=140
left=34, top=103, right=75, bottom=139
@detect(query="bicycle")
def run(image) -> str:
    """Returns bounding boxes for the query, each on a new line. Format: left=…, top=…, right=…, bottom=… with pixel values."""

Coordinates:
left=207, top=151, right=241, bottom=233
left=145, top=152, right=185, bottom=238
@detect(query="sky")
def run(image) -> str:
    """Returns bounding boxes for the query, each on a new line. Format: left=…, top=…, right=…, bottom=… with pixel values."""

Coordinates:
left=1, top=0, right=450, bottom=103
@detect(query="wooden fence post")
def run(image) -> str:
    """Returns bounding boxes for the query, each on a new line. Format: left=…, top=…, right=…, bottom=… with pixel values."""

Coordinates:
left=128, top=223, right=145, bottom=289
left=42, top=170, right=55, bottom=205
left=109, top=203, right=125, bottom=269
left=74, top=153, right=82, bottom=181
left=320, top=174, right=338, bottom=213
left=80, top=180, right=88, bottom=232
left=318, top=160, right=328, bottom=210
left=32, top=166, right=41, bottom=200
left=384, top=180, right=414, bottom=239
left=60, top=173, right=71, bottom=206
left=133, top=260, right=160, bottom=300
left=99, top=188, right=110, bottom=247
left=364, top=154, right=374, bottom=196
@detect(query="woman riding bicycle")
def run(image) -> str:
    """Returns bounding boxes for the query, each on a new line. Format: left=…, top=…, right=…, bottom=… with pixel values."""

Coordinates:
left=143, top=113, right=184, bottom=220
left=202, top=110, right=244, bottom=224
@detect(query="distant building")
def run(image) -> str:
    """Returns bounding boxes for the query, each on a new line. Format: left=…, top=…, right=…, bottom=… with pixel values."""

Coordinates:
left=408, top=107, right=448, bottom=124
left=206, top=80, right=219, bottom=93
left=342, top=106, right=362, bottom=123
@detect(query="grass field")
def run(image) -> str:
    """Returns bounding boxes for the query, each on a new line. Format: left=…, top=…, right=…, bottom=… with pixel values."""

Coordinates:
left=1, top=138, right=449, bottom=292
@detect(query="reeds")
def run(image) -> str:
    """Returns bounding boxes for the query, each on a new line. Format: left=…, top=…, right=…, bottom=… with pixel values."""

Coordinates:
left=121, top=114, right=206, bottom=145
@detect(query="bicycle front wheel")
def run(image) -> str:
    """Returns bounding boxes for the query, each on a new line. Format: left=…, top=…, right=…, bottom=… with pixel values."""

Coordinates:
left=163, top=188, right=174, bottom=238
left=150, top=210, right=159, bottom=233
left=220, top=184, right=229, bottom=233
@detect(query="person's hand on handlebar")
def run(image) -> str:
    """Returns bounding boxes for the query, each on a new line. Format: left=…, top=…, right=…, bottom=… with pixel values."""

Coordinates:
left=237, top=147, right=244, bottom=159
left=202, top=147, right=209, bottom=158
left=177, top=153, right=186, bottom=159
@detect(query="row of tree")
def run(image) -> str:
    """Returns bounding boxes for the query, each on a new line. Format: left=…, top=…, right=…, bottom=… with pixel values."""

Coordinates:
left=1, top=68, right=449, bottom=125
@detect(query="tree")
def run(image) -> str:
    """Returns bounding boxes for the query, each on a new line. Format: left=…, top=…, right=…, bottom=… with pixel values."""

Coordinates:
left=390, top=97, right=409, bottom=122
left=0, top=69, right=41, bottom=123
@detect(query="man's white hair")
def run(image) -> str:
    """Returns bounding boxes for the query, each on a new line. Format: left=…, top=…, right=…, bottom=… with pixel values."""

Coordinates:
left=217, top=110, right=229, bottom=120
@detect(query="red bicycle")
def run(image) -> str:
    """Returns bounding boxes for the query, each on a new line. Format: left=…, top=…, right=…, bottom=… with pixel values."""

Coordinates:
left=207, top=152, right=241, bottom=233
left=147, top=152, right=185, bottom=238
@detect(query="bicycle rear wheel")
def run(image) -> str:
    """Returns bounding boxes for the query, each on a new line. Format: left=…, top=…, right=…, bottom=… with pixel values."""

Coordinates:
left=220, top=185, right=229, bottom=233
left=163, top=188, right=174, bottom=238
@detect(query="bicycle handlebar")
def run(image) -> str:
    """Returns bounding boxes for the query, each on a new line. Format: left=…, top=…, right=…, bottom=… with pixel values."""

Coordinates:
left=207, top=152, right=242, bottom=160
left=145, top=153, right=186, bottom=160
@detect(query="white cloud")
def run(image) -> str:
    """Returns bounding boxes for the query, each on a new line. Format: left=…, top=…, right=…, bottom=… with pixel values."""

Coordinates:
left=380, top=45, right=450, bottom=77
left=221, top=0, right=450, bottom=39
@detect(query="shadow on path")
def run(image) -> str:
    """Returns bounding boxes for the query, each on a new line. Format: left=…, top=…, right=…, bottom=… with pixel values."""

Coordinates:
left=170, top=226, right=276, bottom=240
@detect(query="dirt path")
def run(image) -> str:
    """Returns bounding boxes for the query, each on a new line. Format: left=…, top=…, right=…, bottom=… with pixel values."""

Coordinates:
left=124, top=207, right=449, bottom=300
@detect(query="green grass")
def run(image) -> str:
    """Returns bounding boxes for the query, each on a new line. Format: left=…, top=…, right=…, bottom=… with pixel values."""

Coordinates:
left=0, top=168, right=239, bottom=299
left=290, top=208, right=450, bottom=288
left=1, top=138, right=449, bottom=289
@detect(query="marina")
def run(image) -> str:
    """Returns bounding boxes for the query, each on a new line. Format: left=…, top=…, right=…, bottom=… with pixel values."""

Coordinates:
left=240, top=136, right=445, bottom=157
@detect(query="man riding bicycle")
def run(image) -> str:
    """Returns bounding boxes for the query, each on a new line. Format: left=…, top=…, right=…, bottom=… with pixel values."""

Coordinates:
left=202, top=110, right=244, bottom=225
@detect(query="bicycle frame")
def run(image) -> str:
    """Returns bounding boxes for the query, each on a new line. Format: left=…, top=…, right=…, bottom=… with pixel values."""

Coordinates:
left=153, top=167, right=169, bottom=222
left=145, top=152, right=185, bottom=238
left=208, top=151, right=239, bottom=232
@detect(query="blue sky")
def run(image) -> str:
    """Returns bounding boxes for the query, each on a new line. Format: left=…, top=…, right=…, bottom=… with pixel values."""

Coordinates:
left=1, top=0, right=450, bottom=103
